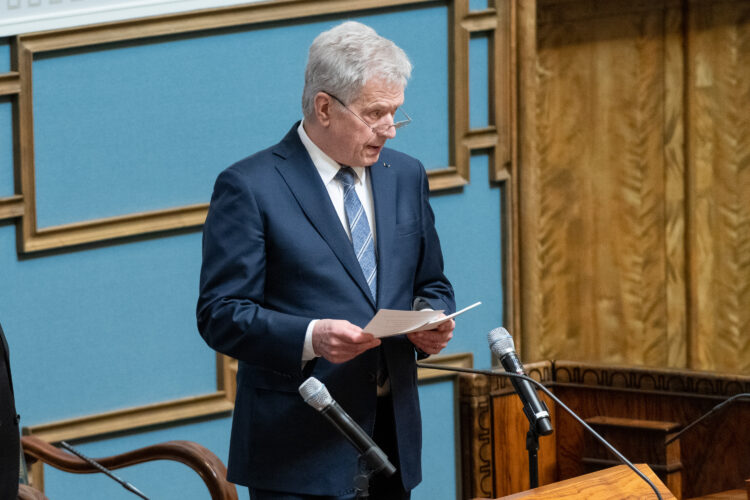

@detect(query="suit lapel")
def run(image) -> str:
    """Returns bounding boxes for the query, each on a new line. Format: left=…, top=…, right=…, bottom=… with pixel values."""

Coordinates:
left=272, top=125, right=376, bottom=307
left=369, top=160, right=397, bottom=308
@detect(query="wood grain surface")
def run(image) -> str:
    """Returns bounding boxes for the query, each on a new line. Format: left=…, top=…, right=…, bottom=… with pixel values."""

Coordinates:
left=517, top=0, right=750, bottom=374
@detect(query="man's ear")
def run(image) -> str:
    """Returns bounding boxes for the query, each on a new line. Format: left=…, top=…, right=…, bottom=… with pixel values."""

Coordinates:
left=314, top=92, right=333, bottom=127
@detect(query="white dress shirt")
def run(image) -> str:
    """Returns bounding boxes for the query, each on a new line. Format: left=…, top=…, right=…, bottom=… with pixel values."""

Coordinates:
left=297, top=121, right=377, bottom=361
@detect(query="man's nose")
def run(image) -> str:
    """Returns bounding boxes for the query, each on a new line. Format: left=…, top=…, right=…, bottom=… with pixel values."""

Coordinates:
left=382, top=124, right=397, bottom=139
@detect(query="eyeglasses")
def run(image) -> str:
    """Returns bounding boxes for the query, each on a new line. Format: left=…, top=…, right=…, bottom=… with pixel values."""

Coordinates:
left=324, top=91, right=411, bottom=135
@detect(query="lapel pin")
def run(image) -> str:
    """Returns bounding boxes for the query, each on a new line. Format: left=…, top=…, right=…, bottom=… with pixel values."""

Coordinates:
left=383, top=162, right=390, bottom=168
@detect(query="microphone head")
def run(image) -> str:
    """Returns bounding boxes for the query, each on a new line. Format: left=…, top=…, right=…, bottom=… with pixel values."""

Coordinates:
left=487, top=327, right=515, bottom=357
left=298, top=377, right=332, bottom=411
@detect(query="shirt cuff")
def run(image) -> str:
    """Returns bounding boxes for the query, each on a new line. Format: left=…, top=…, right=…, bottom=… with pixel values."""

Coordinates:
left=302, top=319, right=319, bottom=361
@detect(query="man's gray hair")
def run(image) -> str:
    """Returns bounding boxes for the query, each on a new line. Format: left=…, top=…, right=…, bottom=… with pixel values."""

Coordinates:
left=302, top=21, right=412, bottom=119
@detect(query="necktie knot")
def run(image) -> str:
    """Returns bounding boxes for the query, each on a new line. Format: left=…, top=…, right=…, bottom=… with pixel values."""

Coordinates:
left=335, top=166, right=357, bottom=188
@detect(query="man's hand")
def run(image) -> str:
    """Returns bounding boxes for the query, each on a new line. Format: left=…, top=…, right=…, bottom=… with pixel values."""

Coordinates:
left=312, top=319, right=381, bottom=364
left=407, top=317, right=455, bottom=356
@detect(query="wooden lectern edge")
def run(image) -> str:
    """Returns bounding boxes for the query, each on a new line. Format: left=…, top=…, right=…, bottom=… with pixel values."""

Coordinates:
left=471, top=464, right=676, bottom=500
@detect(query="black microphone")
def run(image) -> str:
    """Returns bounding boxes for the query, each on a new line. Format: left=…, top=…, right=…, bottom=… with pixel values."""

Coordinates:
left=298, top=377, right=396, bottom=476
left=414, top=362, right=664, bottom=500
left=488, top=327, right=553, bottom=436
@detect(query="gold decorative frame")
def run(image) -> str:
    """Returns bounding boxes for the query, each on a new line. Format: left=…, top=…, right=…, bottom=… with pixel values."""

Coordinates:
left=0, top=0, right=515, bottom=253
left=6, top=0, right=516, bottom=441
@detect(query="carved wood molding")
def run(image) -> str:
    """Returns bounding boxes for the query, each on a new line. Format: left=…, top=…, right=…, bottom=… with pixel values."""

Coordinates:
left=458, top=372, right=494, bottom=499
left=553, top=360, right=750, bottom=398
left=457, top=359, right=552, bottom=499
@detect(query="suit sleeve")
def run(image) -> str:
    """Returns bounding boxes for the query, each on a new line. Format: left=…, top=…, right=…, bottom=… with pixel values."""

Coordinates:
left=412, top=162, right=456, bottom=314
left=196, top=167, right=312, bottom=375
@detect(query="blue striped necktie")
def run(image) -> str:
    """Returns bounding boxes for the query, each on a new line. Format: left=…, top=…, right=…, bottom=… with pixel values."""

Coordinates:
left=335, top=166, right=377, bottom=301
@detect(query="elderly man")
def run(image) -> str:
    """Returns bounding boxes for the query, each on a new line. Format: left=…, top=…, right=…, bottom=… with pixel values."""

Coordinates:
left=197, top=21, right=455, bottom=499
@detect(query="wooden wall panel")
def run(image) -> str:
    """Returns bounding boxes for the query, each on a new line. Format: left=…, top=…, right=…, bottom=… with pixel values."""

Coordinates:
left=519, top=0, right=687, bottom=367
left=687, top=0, right=750, bottom=373
left=518, top=0, right=750, bottom=373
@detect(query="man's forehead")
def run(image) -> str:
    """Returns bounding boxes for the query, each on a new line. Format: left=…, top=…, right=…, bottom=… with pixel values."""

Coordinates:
left=354, top=79, right=404, bottom=105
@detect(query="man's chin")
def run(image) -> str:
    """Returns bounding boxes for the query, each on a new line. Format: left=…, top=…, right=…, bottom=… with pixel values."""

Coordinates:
left=362, top=148, right=382, bottom=166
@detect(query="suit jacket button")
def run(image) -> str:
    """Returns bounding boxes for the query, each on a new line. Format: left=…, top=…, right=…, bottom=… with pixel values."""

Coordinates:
left=368, top=373, right=377, bottom=383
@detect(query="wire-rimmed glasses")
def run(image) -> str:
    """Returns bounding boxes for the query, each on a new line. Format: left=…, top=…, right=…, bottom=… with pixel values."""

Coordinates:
left=324, top=91, right=411, bottom=135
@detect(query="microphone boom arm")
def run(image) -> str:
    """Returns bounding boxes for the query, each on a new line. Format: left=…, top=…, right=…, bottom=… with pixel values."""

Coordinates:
left=664, top=393, right=750, bottom=445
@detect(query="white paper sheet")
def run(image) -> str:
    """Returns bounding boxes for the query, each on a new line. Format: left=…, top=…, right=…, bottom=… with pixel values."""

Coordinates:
left=363, top=301, right=482, bottom=338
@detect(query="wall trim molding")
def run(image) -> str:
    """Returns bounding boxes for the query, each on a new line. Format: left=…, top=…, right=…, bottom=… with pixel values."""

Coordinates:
left=0, top=72, right=21, bottom=96
left=5, top=0, right=515, bottom=254
left=24, top=351, right=474, bottom=443
left=0, top=0, right=264, bottom=37
left=24, top=392, right=234, bottom=443
left=0, top=195, right=24, bottom=220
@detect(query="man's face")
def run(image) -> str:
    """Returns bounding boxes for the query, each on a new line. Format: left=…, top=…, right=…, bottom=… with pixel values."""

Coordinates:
left=326, top=79, right=404, bottom=167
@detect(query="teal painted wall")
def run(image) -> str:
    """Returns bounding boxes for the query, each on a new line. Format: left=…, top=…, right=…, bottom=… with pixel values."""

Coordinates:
left=0, top=4, right=504, bottom=498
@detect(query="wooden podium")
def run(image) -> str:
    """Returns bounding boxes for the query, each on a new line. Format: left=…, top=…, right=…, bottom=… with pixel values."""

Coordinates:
left=483, top=464, right=676, bottom=499
left=458, top=361, right=750, bottom=499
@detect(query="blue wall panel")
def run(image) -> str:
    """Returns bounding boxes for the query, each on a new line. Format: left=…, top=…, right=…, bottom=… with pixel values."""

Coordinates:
left=2, top=3, right=506, bottom=498
left=0, top=98, right=12, bottom=196
left=470, top=33, right=490, bottom=130
left=0, top=38, right=10, bottom=72
left=413, top=380, right=458, bottom=500
left=432, top=152, right=504, bottom=370
left=469, top=0, right=490, bottom=11
left=2, top=227, right=215, bottom=424
left=31, top=5, right=448, bottom=228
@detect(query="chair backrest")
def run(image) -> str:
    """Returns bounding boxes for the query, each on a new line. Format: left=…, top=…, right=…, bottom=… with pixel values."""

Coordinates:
left=21, top=435, right=238, bottom=500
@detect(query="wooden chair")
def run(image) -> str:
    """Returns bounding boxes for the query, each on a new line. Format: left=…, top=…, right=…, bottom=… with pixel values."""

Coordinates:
left=19, top=435, right=238, bottom=500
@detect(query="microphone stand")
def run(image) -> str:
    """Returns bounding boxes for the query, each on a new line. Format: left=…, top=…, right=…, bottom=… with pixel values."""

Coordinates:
left=354, top=456, right=375, bottom=498
left=416, top=362, right=664, bottom=500
left=526, top=426, right=540, bottom=489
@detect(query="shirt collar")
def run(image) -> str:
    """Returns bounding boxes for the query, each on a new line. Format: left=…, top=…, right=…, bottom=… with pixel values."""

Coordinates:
left=297, top=121, right=367, bottom=186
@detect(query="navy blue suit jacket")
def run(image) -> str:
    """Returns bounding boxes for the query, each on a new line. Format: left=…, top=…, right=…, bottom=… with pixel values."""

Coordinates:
left=197, top=123, right=455, bottom=494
